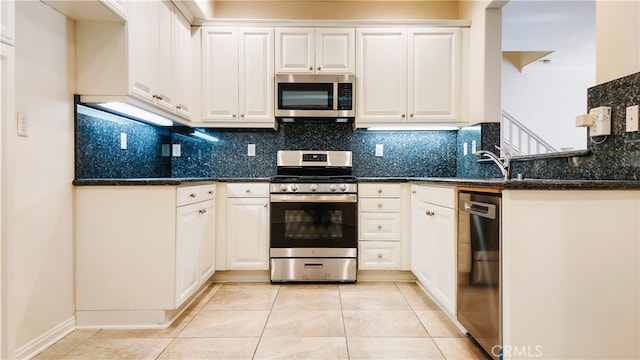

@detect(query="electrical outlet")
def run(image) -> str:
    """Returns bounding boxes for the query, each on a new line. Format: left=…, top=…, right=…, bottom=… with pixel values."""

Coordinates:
left=248, top=144, right=256, bottom=156
left=17, top=112, right=28, bottom=137
left=375, top=144, right=384, bottom=157
left=626, top=105, right=639, bottom=132
left=172, top=144, right=181, bottom=157
left=161, top=144, right=170, bottom=157
left=471, top=140, right=477, bottom=154
left=120, top=132, right=127, bottom=150
left=463, top=142, right=468, bottom=156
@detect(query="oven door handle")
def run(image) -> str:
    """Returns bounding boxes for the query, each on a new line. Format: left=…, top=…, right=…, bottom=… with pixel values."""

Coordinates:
left=270, top=194, right=358, bottom=203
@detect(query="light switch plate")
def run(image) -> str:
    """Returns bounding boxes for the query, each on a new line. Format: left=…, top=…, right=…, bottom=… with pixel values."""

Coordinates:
left=375, top=144, right=384, bottom=157
left=626, top=105, right=639, bottom=132
left=248, top=144, right=256, bottom=156
left=17, top=112, right=28, bottom=137
left=172, top=144, right=181, bottom=157
left=120, top=132, right=127, bottom=150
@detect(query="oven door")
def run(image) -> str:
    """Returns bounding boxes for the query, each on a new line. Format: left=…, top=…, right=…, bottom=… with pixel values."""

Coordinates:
left=270, top=194, right=357, bottom=253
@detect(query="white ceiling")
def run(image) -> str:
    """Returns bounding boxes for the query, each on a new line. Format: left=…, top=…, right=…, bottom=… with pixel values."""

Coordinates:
left=501, top=0, right=596, bottom=68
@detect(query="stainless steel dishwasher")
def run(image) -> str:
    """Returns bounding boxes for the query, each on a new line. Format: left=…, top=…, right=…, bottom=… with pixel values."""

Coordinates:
left=457, top=191, right=502, bottom=359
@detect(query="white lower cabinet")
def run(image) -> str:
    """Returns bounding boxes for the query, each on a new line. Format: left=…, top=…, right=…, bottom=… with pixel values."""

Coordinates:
left=358, top=183, right=408, bottom=270
left=410, top=184, right=456, bottom=315
left=225, top=183, right=270, bottom=270
left=75, top=183, right=216, bottom=327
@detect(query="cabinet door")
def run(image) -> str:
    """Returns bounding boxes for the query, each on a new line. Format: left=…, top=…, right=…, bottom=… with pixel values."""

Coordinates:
left=275, top=27, right=314, bottom=73
left=176, top=201, right=208, bottom=306
left=356, top=28, right=407, bottom=123
left=127, top=0, right=158, bottom=103
left=0, top=0, right=15, bottom=46
left=315, top=28, right=354, bottom=74
left=226, top=197, right=269, bottom=270
left=408, top=28, right=460, bottom=122
left=430, top=204, right=456, bottom=314
left=239, top=28, right=274, bottom=123
left=198, top=200, right=216, bottom=283
left=202, top=27, right=239, bottom=121
left=154, top=0, right=174, bottom=112
left=173, top=10, right=192, bottom=119
left=411, top=197, right=434, bottom=288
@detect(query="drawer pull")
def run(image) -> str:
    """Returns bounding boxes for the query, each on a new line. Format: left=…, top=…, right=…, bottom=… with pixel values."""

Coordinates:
left=198, top=209, right=208, bottom=214
left=377, top=203, right=383, bottom=208
left=189, top=193, right=196, bottom=198
left=377, top=225, right=382, bottom=230
left=208, top=190, right=214, bottom=195
left=426, top=210, right=435, bottom=217
left=245, top=189, right=251, bottom=193
left=377, top=189, right=382, bottom=194
left=377, top=254, right=383, bottom=259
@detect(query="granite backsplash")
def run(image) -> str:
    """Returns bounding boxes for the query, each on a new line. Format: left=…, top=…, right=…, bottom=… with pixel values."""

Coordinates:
left=75, top=71, right=640, bottom=181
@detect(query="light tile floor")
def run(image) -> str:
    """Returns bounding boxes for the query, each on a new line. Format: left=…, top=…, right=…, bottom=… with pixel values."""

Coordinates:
left=34, top=281, right=488, bottom=359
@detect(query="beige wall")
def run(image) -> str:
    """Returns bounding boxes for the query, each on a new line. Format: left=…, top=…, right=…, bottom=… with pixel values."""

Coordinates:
left=211, top=1, right=459, bottom=19
left=10, top=1, right=75, bottom=356
left=596, top=0, right=640, bottom=84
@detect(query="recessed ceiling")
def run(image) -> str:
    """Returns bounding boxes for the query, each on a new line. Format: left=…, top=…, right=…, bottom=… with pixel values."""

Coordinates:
left=502, top=0, right=595, bottom=68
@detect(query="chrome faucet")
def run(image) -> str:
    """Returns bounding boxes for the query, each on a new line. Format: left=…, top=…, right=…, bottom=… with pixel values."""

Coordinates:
left=475, top=148, right=511, bottom=180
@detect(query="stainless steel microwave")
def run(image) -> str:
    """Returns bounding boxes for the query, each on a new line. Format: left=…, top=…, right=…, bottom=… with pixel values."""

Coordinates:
left=275, top=74, right=355, bottom=119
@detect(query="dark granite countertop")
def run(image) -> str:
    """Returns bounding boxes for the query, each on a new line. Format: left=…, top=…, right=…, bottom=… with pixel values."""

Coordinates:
left=72, top=178, right=271, bottom=186
left=74, top=177, right=640, bottom=190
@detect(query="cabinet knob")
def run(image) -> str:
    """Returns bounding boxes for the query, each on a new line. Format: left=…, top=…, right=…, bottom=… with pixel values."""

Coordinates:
left=190, top=193, right=196, bottom=198
left=426, top=210, right=435, bottom=217
left=377, top=254, right=383, bottom=259
left=309, top=66, right=313, bottom=70
left=377, top=225, right=382, bottom=230
left=157, top=95, right=163, bottom=101
left=264, top=203, right=268, bottom=208
left=377, top=203, right=383, bottom=208
left=401, top=114, right=406, bottom=118
left=377, top=189, right=382, bottom=194
left=317, top=66, right=321, bottom=70
left=245, top=189, right=251, bottom=193
left=199, top=209, right=208, bottom=214
left=410, top=113, right=414, bottom=118
left=232, top=114, right=237, bottom=118
left=176, top=104, right=182, bottom=110
left=412, top=190, right=416, bottom=194
left=240, top=114, right=245, bottom=118
left=208, top=190, right=214, bottom=195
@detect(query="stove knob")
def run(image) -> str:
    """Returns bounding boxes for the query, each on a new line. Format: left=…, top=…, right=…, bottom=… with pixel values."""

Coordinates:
left=329, top=184, right=338, bottom=192
left=310, top=184, right=318, bottom=192
left=339, top=184, right=348, bottom=192
left=290, top=184, right=299, bottom=192
left=279, top=184, right=288, bottom=192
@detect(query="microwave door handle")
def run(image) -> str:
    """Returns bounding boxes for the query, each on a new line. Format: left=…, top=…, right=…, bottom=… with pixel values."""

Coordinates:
left=333, top=81, right=338, bottom=110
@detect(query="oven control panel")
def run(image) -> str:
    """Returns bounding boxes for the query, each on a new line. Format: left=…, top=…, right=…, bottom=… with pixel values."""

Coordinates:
left=270, top=183, right=357, bottom=194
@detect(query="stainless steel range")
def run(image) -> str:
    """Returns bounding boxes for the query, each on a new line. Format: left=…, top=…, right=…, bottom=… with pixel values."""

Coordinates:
left=270, top=150, right=357, bottom=282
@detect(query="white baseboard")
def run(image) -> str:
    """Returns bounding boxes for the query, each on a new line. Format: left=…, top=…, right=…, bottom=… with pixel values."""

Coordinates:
left=14, top=316, right=75, bottom=360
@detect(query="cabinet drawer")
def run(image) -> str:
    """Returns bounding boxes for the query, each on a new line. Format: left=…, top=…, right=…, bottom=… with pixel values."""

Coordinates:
left=359, top=183, right=401, bottom=198
left=359, top=212, right=401, bottom=240
left=359, top=241, right=401, bottom=270
left=177, top=184, right=216, bottom=206
left=359, top=198, right=401, bottom=212
left=412, top=184, right=455, bottom=209
left=226, top=183, right=269, bottom=197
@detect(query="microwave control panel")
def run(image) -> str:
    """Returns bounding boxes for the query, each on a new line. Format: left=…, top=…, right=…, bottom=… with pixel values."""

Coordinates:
left=337, top=83, right=353, bottom=110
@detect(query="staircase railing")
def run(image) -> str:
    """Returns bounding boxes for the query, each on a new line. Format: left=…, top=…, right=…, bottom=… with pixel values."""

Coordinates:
left=501, top=110, right=557, bottom=155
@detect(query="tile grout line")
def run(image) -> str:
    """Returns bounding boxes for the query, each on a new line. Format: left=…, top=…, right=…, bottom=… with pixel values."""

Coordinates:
left=338, top=283, right=351, bottom=360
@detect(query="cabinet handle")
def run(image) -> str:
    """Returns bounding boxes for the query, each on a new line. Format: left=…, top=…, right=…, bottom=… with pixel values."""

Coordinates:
left=426, top=210, right=435, bottom=217
left=412, top=190, right=416, bottom=194
left=377, top=225, right=382, bottom=230
left=317, top=66, right=321, bottom=70
left=264, top=203, right=268, bottom=208
left=308, top=66, right=313, bottom=70
left=152, top=94, right=158, bottom=99
left=199, top=209, right=208, bottom=214
left=377, top=203, right=383, bottom=208
left=190, top=193, right=196, bottom=198
left=157, top=95, right=163, bottom=101
left=240, top=114, right=245, bottom=118
left=245, top=189, right=251, bottom=193
left=401, top=114, right=406, bottom=118
left=176, top=104, right=182, bottom=110
left=377, top=254, right=383, bottom=259
left=377, top=189, right=382, bottom=194
left=232, top=114, right=237, bottom=118
left=410, top=113, right=414, bottom=118
left=208, top=190, right=214, bottom=195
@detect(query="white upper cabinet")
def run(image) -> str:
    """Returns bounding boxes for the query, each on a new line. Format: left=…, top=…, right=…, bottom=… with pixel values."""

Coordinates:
left=356, top=28, right=408, bottom=123
left=408, top=28, right=460, bottom=122
left=356, top=27, right=461, bottom=127
left=202, top=27, right=274, bottom=127
left=0, top=0, right=15, bottom=46
left=75, top=0, right=192, bottom=121
left=276, top=27, right=354, bottom=74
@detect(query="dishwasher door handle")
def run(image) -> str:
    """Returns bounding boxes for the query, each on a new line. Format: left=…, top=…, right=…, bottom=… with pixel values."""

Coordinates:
left=461, top=201, right=496, bottom=219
